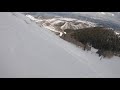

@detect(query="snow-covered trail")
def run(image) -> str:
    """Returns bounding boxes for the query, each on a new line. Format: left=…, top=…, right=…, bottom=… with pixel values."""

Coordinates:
left=0, top=12, right=120, bottom=78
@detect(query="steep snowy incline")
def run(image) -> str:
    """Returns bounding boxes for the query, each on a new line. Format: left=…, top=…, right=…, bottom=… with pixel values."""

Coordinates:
left=0, top=12, right=99, bottom=78
left=0, top=12, right=120, bottom=78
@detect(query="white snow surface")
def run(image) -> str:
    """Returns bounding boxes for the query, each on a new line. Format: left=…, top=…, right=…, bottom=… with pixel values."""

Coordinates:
left=0, top=12, right=120, bottom=78
left=26, top=14, right=42, bottom=22
left=115, top=31, right=120, bottom=35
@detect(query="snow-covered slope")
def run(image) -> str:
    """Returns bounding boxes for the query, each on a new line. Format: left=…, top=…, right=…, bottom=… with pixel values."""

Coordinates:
left=0, top=12, right=120, bottom=78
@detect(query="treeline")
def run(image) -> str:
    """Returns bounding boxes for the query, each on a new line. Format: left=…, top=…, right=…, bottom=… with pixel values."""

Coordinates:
left=61, top=27, right=120, bottom=58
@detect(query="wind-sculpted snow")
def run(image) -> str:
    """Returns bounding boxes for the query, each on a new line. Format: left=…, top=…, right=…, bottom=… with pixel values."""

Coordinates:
left=0, top=12, right=120, bottom=78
